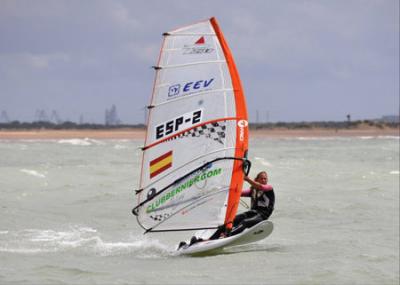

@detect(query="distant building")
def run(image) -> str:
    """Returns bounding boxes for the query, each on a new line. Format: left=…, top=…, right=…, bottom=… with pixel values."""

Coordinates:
left=380, top=115, right=400, bottom=123
left=34, top=109, right=49, bottom=122
left=0, top=110, right=10, bottom=123
left=105, top=104, right=121, bottom=125
left=50, top=110, right=62, bottom=124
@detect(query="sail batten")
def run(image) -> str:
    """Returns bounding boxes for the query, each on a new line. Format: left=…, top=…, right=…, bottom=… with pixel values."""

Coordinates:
left=165, top=33, right=217, bottom=36
left=157, top=60, right=226, bottom=69
left=151, top=88, right=234, bottom=106
left=134, top=17, right=248, bottom=233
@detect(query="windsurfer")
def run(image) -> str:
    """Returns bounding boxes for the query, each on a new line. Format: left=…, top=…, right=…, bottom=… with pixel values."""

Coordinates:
left=178, top=171, right=274, bottom=248
left=206, top=171, right=274, bottom=239
left=228, top=171, right=275, bottom=236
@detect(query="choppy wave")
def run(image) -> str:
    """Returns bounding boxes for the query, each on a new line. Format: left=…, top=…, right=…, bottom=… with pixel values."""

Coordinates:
left=20, top=169, right=46, bottom=178
left=57, top=138, right=105, bottom=146
left=292, top=135, right=399, bottom=141
left=0, top=226, right=170, bottom=258
left=113, top=144, right=128, bottom=150
left=253, top=156, right=273, bottom=167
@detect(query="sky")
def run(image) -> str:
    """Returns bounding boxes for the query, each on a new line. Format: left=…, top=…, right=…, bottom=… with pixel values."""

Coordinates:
left=0, top=0, right=399, bottom=124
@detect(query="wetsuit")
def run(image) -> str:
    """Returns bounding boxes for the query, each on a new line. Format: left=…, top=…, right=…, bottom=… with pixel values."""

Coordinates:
left=229, top=184, right=275, bottom=236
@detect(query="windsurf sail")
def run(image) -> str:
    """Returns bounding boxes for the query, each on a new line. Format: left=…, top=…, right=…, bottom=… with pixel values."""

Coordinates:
left=132, top=17, right=249, bottom=233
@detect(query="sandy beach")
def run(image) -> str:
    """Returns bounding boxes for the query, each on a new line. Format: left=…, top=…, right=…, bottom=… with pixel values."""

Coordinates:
left=0, top=127, right=398, bottom=140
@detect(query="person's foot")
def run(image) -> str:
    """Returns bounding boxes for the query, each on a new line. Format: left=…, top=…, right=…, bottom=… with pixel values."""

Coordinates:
left=190, top=236, right=197, bottom=245
left=189, top=236, right=204, bottom=245
left=178, top=241, right=187, bottom=249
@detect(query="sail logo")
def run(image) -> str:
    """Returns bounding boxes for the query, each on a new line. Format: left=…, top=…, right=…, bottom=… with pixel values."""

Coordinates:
left=168, top=78, right=214, bottom=98
left=238, top=120, right=248, bottom=142
left=149, top=151, right=173, bottom=178
left=155, top=109, right=203, bottom=140
left=168, top=84, right=180, bottom=97
left=146, top=167, right=223, bottom=213
left=182, top=36, right=214, bottom=55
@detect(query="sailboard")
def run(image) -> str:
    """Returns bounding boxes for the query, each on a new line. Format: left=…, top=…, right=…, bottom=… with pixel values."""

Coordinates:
left=132, top=17, right=251, bottom=246
left=176, top=220, right=273, bottom=255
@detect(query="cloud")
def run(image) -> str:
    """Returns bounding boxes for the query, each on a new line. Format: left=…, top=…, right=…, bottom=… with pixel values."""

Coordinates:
left=0, top=52, right=70, bottom=79
left=0, top=0, right=398, bottom=123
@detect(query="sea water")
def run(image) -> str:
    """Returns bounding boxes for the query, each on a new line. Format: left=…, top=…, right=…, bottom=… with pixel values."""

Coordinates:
left=0, top=136, right=398, bottom=284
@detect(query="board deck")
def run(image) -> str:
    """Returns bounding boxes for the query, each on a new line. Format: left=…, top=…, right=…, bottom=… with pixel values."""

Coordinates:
left=176, top=220, right=273, bottom=255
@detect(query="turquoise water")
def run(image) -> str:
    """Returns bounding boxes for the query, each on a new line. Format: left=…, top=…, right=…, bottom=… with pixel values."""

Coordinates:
left=0, top=136, right=399, bottom=284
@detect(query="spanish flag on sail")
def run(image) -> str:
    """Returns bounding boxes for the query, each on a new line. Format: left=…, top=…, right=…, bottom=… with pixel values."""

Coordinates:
left=150, top=151, right=173, bottom=178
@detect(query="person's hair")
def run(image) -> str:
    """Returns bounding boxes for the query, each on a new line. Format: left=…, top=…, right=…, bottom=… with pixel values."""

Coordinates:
left=255, top=171, right=267, bottom=181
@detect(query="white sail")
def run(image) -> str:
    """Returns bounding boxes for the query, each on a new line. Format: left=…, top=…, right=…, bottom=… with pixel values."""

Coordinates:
left=133, top=17, right=248, bottom=233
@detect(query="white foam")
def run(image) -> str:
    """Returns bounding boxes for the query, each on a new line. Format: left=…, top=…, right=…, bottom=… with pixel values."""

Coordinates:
left=93, top=237, right=169, bottom=257
left=20, top=169, right=46, bottom=178
left=114, top=144, right=127, bottom=150
left=57, top=138, right=92, bottom=146
left=360, top=135, right=400, bottom=140
left=295, top=136, right=348, bottom=141
left=254, top=157, right=273, bottom=167
left=377, top=135, right=400, bottom=140
left=290, top=136, right=400, bottom=141
left=0, top=227, right=170, bottom=257
left=0, top=247, right=56, bottom=254
left=57, top=138, right=105, bottom=146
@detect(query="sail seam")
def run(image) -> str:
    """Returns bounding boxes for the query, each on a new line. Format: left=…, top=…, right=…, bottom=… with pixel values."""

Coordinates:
left=150, top=88, right=234, bottom=108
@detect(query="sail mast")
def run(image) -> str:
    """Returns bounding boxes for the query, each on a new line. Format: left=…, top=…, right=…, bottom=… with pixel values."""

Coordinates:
left=210, top=17, right=249, bottom=230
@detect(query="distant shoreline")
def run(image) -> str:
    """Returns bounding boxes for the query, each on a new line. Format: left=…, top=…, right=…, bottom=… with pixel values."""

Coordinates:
left=0, top=126, right=398, bottom=139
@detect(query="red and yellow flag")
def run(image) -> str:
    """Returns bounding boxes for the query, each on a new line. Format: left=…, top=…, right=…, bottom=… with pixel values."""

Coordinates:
left=150, top=151, right=173, bottom=178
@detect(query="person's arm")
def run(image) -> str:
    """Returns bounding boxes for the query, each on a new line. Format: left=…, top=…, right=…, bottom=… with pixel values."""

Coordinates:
left=244, top=176, right=262, bottom=190
left=241, top=188, right=251, bottom=197
left=244, top=176, right=273, bottom=191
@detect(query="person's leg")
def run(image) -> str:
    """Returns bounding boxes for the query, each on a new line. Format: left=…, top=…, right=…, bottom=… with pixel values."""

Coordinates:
left=242, top=213, right=264, bottom=228
left=230, top=213, right=264, bottom=236
left=233, top=210, right=258, bottom=227
left=209, top=210, right=260, bottom=240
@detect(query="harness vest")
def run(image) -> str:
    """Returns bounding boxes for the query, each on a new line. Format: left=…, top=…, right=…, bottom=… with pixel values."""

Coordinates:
left=250, top=187, right=275, bottom=218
